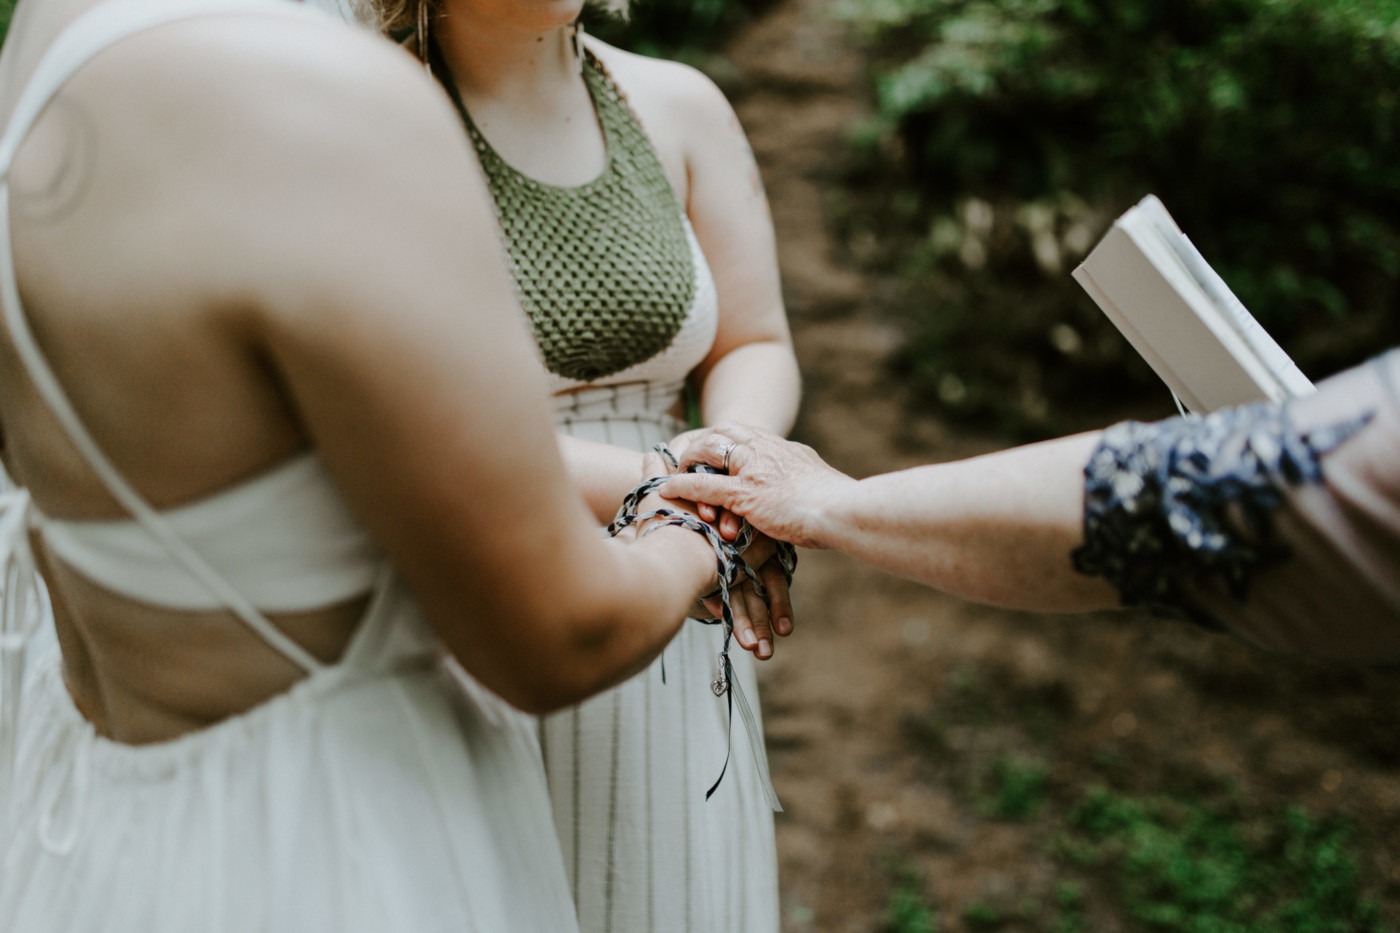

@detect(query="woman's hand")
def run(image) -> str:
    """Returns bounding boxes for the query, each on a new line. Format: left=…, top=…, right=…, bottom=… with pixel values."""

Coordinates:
left=669, top=427, right=744, bottom=540
left=661, top=424, right=855, bottom=550
left=639, top=450, right=793, bottom=660
left=696, top=534, right=795, bottom=660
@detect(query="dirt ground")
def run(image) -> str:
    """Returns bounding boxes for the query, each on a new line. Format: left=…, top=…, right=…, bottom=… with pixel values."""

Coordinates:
left=721, top=1, right=1400, bottom=929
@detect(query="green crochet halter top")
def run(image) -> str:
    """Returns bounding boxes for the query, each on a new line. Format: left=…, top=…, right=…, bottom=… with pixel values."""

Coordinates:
left=435, top=49, right=698, bottom=384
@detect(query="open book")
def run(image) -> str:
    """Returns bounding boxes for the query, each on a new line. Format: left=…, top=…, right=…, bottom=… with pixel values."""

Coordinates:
left=1071, top=195, right=1314, bottom=413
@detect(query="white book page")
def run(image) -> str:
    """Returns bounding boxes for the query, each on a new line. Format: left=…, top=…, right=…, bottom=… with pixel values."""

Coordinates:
left=1075, top=225, right=1281, bottom=411
left=1072, top=195, right=1315, bottom=412
left=1133, top=196, right=1314, bottom=398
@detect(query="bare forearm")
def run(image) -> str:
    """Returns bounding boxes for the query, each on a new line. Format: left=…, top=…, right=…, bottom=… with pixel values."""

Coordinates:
left=698, top=341, right=801, bottom=435
left=811, top=433, right=1119, bottom=610
left=557, top=433, right=645, bottom=524
left=433, top=508, right=715, bottom=714
left=558, top=524, right=716, bottom=699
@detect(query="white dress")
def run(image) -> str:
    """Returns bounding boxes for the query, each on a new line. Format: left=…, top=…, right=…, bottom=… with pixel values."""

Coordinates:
left=0, top=3, right=580, bottom=930
left=539, top=224, right=781, bottom=933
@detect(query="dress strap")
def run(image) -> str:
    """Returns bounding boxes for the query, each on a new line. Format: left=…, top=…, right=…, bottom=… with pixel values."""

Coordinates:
left=0, top=0, right=334, bottom=673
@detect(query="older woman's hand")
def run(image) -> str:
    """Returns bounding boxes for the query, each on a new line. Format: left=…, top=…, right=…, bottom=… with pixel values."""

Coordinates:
left=662, top=424, right=855, bottom=550
left=669, top=427, right=745, bottom=540
left=637, top=450, right=795, bottom=658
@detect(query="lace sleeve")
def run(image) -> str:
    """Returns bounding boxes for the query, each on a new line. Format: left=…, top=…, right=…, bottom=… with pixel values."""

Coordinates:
left=1070, top=403, right=1372, bottom=628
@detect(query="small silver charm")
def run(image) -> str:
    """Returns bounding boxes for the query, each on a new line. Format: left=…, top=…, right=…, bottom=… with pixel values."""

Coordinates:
left=710, top=653, right=729, bottom=696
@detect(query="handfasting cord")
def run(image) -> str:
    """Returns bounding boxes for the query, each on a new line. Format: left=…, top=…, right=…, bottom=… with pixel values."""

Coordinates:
left=607, top=445, right=796, bottom=812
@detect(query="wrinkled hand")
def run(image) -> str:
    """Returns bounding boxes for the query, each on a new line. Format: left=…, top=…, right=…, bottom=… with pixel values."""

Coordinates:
left=640, top=449, right=794, bottom=660
left=668, top=427, right=743, bottom=541
left=661, top=423, right=854, bottom=550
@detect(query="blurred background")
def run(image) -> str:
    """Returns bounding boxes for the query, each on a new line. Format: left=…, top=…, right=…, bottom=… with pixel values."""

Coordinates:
left=585, top=2, right=1400, bottom=931
left=590, top=0, right=1400, bottom=441
left=6, top=0, right=1398, bottom=929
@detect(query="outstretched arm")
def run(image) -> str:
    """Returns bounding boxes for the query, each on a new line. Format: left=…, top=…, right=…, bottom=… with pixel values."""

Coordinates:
left=665, top=350, right=1400, bottom=662
left=664, top=424, right=1115, bottom=611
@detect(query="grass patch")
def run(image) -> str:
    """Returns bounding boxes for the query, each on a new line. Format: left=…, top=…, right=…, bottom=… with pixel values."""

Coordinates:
left=894, top=661, right=1390, bottom=931
left=1060, top=787, right=1382, bottom=932
left=1051, top=881, right=1086, bottom=933
left=885, top=869, right=939, bottom=933
left=977, top=753, right=1049, bottom=821
left=961, top=899, right=1003, bottom=929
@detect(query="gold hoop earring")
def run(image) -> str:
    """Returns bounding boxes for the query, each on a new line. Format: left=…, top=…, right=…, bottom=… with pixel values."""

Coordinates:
left=416, top=1, right=433, bottom=74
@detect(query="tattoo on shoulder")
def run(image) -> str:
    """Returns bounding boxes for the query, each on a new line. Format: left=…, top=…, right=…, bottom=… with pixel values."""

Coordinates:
left=11, top=95, right=97, bottom=225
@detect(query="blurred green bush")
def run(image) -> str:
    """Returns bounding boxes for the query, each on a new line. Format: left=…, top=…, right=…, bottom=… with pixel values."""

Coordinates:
left=584, top=0, right=776, bottom=60
left=835, top=0, right=1400, bottom=436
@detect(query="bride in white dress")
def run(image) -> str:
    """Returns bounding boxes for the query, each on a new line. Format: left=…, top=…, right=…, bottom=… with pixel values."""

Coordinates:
left=0, top=0, right=742, bottom=928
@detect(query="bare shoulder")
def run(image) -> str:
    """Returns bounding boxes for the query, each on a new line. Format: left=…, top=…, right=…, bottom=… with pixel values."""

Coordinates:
left=586, top=39, right=726, bottom=105
left=11, top=10, right=478, bottom=317
left=48, top=12, right=459, bottom=175
left=586, top=39, right=738, bottom=144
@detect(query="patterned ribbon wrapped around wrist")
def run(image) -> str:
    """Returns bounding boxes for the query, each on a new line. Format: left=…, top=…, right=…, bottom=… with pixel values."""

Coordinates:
left=607, top=444, right=795, bottom=812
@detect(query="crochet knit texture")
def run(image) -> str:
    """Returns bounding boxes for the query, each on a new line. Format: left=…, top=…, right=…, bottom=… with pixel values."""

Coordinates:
left=444, top=52, right=697, bottom=383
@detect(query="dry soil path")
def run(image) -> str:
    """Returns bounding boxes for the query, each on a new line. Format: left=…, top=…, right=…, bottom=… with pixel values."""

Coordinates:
left=725, top=1, right=1400, bottom=930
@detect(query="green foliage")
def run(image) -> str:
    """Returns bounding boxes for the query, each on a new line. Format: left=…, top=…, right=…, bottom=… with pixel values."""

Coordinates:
left=896, top=655, right=1390, bottom=930
left=1061, top=787, right=1383, bottom=931
left=837, top=0, right=1400, bottom=434
left=0, top=0, right=13, bottom=46
left=583, top=0, right=774, bottom=59
left=1051, top=880, right=1086, bottom=933
left=977, top=752, right=1049, bottom=820
left=884, top=869, right=940, bottom=933
left=961, top=899, right=1003, bottom=929
left=897, top=657, right=1391, bottom=932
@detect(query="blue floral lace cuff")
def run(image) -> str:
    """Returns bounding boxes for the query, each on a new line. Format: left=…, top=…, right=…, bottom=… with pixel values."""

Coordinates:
left=1071, top=403, right=1371, bottom=628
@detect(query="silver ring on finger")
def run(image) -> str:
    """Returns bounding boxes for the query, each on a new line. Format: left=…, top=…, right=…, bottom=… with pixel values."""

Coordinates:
left=720, top=442, right=735, bottom=473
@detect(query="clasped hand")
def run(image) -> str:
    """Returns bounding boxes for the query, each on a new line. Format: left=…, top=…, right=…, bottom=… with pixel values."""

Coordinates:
left=663, top=423, right=855, bottom=551
left=635, top=444, right=794, bottom=661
